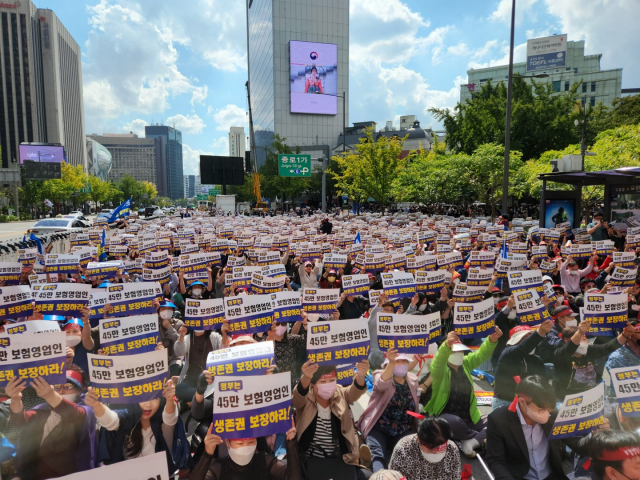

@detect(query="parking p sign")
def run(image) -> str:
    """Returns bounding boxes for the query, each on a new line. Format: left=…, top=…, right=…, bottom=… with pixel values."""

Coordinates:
left=278, top=154, right=311, bottom=177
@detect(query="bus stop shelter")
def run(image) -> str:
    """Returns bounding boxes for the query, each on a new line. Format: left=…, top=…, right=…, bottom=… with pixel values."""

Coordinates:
left=538, top=167, right=640, bottom=228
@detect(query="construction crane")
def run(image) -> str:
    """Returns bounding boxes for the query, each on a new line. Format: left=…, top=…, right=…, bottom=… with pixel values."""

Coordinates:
left=246, top=80, right=268, bottom=212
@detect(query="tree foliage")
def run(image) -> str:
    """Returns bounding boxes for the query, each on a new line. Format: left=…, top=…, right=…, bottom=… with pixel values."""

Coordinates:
left=259, top=135, right=310, bottom=204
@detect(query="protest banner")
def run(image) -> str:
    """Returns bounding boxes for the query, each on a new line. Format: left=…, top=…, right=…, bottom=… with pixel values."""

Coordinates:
left=539, top=260, right=558, bottom=276
left=468, top=251, right=496, bottom=268
left=613, top=252, right=637, bottom=269
left=57, top=452, right=170, bottom=480
left=451, top=284, right=487, bottom=303
left=143, top=251, right=170, bottom=285
left=583, top=293, right=628, bottom=328
left=18, top=248, right=37, bottom=267
left=302, top=288, right=340, bottom=314
left=380, top=271, right=416, bottom=300
left=260, top=264, right=287, bottom=278
left=508, top=270, right=544, bottom=294
left=570, top=243, right=593, bottom=260
left=44, top=254, right=79, bottom=274
left=626, top=234, right=640, bottom=249
left=271, top=291, right=303, bottom=323
left=306, top=318, right=370, bottom=365
left=594, top=240, right=614, bottom=255
left=212, top=372, right=292, bottom=439
left=609, top=267, right=638, bottom=289
left=386, top=252, right=407, bottom=270
left=0, top=262, right=21, bottom=285
left=100, top=314, right=159, bottom=356
left=184, top=298, right=225, bottom=330
left=323, top=253, right=347, bottom=270
left=364, top=253, right=387, bottom=274
left=226, top=266, right=261, bottom=288
left=579, top=307, right=613, bottom=337
left=299, top=246, right=321, bottom=264
left=550, top=383, right=605, bottom=439
left=227, top=256, right=246, bottom=267
left=377, top=312, right=435, bottom=353
left=106, top=282, right=162, bottom=317
left=257, top=251, right=281, bottom=267
left=494, top=254, right=528, bottom=279
left=71, top=247, right=93, bottom=268
left=453, top=298, right=495, bottom=339
left=87, top=349, right=168, bottom=403
left=513, top=289, right=553, bottom=325
left=407, top=254, right=437, bottom=273
left=336, top=364, right=355, bottom=386
left=179, top=243, right=198, bottom=254
left=206, top=341, right=274, bottom=377
left=0, top=332, right=66, bottom=386
left=2, top=320, right=60, bottom=335
left=610, top=366, right=640, bottom=417
left=369, top=289, right=382, bottom=306
left=437, top=252, right=464, bottom=270
left=251, top=272, right=285, bottom=295
left=85, top=262, right=121, bottom=281
left=415, top=270, right=447, bottom=294
left=108, top=245, right=128, bottom=258
left=179, top=253, right=209, bottom=279
left=32, top=283, right=91, bottom=316
left=341, top=274, right=370, bottom=297
left=224, top=294, right=274, bottom=334
left=510, top=242, right=528, bottom=255
left=466, top=268, right=493, bottom=287
left=475, top=391, right=494, bottom=406
left=88, top=290, right=108, bottom=325
left=530, top=246, right=548, bottom=261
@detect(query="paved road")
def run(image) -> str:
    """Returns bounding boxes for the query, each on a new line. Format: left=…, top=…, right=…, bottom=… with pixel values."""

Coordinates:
left=0, top=216, right=97, bottom=243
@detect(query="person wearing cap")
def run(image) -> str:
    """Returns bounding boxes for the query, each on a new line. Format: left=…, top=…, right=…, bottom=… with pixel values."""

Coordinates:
left=338, top=289, right=366, bottom=319
left=294, top=360, right=372, bottom=479
left=423, top=329, right=503, bottom=458
left=492, top=319, right=554, bottom=411
left=297, top=258, right=323, bottom=289
left=588, top=212, right=615, bottom=242
left=61, top=307, right=99, bottom=376
left=581, top=430, right=640, bottom=480
left=357, top=348, right=421, bottom=472
left=574, top=277, right=598, bottom=308
left=486, top=375, right=588, bottom=480
left=388, top=415, right=461, bottom=480
left=542, top=275, right=554, bottom=287
left=536, top=304, right=578, bottom=364
left=320, top=217, right=333, bottom=234
left=320, top=268, right=342, bottom=289
left=553, top=321, right=634, bottom=403
left=155, top=299, right=185, bottom=376
left=491, top=295, right=520, bottom=371
left=178, top=267, right=214, bottom=303
left=5, top=366, right=97, bottom=479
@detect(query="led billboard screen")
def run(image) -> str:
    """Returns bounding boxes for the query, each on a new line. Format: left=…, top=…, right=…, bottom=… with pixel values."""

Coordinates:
left=290, top=41, right=337, bottom=115
left=19, top=144, right=65, bottom=163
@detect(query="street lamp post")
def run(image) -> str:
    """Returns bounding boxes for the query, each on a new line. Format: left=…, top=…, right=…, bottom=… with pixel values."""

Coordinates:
left=502, top=0, right=516, bottom=218
left=575, top=96, right=587, bottom=171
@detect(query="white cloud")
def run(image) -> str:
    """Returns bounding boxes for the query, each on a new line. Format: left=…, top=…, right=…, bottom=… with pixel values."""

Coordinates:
left=447, top=42, right=470, bottom=56
left=190, top=86, right=209, bottom=106
left=164, top=113, right=206, bottom=134
left=472, top=40, right=499, bottom=60
left=211, top=104, right=247, bottom=132
left=489, top=0, right=539, bottom=24
left=122, top=118, right=147, bottom=137
left=431, top=47, right=443, bottom=66
left=468, top=42, right=527, bottom=69
left=211, top=137, right=229, bottom=154
left=182, top=144, right=213, bottom=176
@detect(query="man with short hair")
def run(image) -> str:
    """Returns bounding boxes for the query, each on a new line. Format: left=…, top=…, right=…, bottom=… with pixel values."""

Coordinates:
left=587, top=212, right=615, bottom=241
left=583, top=430, right=640, bottom=480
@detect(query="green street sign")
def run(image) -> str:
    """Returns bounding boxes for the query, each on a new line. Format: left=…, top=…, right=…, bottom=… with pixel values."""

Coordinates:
left=209, top=188, right=220, bottom=196
left=278, top=154, right=311, bottom=177
left=196, top=194, right=208, bottom=201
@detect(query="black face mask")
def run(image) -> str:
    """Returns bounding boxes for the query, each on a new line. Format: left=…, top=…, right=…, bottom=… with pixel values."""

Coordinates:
left=426, top=294, right=437, bottom=304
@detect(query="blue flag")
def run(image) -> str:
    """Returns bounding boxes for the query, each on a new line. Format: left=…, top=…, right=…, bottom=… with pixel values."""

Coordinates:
left=354, top=232, right=361, bottom=244
left=98, top=229, right=107, bottom=262
left=500, top=236, right=508, bottom=259
left=29, top=233, right=44, bottom=255
left=107, top=197, right=132, bottom=223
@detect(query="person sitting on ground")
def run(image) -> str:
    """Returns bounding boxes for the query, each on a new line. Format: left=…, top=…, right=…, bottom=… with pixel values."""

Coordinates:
left=581, top=430, right=640, bottom=480
left=388, top=416, right=461, bottom=480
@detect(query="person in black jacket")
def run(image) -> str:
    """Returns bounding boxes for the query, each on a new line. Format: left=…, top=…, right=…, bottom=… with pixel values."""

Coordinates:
left=553, top=321, right=634, bottom=402
left=486, top=375, right=590, bottom=480
left=491, top=295, right=519, bottom=371
left=492, top=320, right=553, bottom=411
left=320, top=218, right=333, bottom=234
left=537, top=305, right=578, bottom=363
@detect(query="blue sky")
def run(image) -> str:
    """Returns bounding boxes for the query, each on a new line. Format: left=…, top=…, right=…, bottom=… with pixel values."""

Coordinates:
left=36, top=0, right=639, bottom=175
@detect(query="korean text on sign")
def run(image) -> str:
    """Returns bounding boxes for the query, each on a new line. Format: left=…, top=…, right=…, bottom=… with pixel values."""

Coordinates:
left=550, top=383, right=605, bottom=439
left=33, top=283, right=91, bottom=316
left=271, top=291, right=303, bottom=323
left=306, top=318, right=370, bottom=365
left=0, top=285, right=33, bottom=321
left=99, top=314, right=159, bottom=356
left=377, top=312, right=437, bottom=354
left=610, top=366, right=640, bottom=417
left=514, top=289, right=552, bottom=325
left=206, top=341, right=274, bottom=377
left=224, top=294, right=274, bottom=335
left=184, top=298, right=225, bottom=330
left=453, top=297, right=495, bottom=339
left=0, top=332, right=66, bottom=386
left=106, top=282, right=162, bottom=317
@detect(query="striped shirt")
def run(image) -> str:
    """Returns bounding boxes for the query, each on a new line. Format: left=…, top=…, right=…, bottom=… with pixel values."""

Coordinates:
left=307, top=404, right=340, bottom=458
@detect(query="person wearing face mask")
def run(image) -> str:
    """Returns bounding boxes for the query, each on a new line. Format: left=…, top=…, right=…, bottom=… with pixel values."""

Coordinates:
left=368, top=295, right=396, bottom=372
left=89, top=378, right=189, bottom=473
left=492, top=320, right=554, bottom=411
left=575, top=277, right=598, bottom=308
left=264, top=314, right=307, bottom=390
left=424, top=329, right=503, bottom=458
left=190, top=420, right=300, bottom=480
left=60, top=308, right=99, bottom=376
left=606, top=321, right=640, bottom=397
left=320, top=269, right=342, bottom=289
left=491, top=295, right=520, bottom=371
left=536, top=305, right=578, bottom=363
left=5, top=367, right=96, bottom=480
left=581, top=430, right=640, bottom=480
left=294, top=360, right=372, bottom=480
left=553, top=321, right=634, bottom=403
left=357, top=349, right=421, bottom=473
left=178, top=268, right=214, bottom=305
left=486, top=375, right=588, bottom=480
left=560, top=254, right=597, bottom=297
left=338, top=290, right=366, bottom=319
left=155, top=300, right=184, bottom=376
left=388, top=416, right=460, bottom=480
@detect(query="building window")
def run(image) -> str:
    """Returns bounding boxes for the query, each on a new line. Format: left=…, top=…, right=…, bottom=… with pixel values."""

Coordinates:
left=591, top=81, right=596, bottom=92
left=552, top=80, right=561, bottom=92
left=582, top=82, right=587, bottom=93
left=590, top=96, right=596, bottom=107
left=564, top=81, right=570, bottom=91
left=574, top=68, right=578, bottom=73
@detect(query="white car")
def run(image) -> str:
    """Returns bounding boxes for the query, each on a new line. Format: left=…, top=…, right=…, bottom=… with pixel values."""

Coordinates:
left=152, top=209, right=165, bottom=217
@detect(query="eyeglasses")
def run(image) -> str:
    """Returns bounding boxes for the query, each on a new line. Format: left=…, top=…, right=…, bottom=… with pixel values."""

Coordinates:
left=53, top=384, right=77, bottom=392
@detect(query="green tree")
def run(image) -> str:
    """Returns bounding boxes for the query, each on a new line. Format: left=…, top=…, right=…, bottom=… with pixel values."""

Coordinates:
left=227, top=175, right=258, bottom=203
left=118, top=175, right=142, bottom=201
left=329, top=127, right=407, bottom=207
left=586, top=94, right=640, bottom=146
left=430, top=76, right=582, bottom=160
left=260, top=135, right=309, bottom=205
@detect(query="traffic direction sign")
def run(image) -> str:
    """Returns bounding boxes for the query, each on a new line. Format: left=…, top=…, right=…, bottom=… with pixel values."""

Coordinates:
left=278, top=154, right=311, bottom=177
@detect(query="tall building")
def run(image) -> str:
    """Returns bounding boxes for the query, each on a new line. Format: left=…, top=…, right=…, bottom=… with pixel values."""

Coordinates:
left=246, top=0, right=349, bottom=167
left=183, top=175, right=190, bottom=199
left=460, top=40, right=622, bottom=107
left=183, top=174, right=195, bottom=198
left=87, top=134, right=165, bottom=190
left=0, top=1, right=86, bottom=169
left=145, top=125, right=183, bottom=199
left=229, top=126, right=246, bottom=160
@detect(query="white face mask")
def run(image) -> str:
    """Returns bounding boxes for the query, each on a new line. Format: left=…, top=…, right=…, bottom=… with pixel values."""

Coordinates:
left=191, top=288, right=203, bottom=297
left=508, top=311, right=517, bottom=320
left=565, top=319, right=577, bottom=327
left=422, top=449, right=446, bottom=463
left=228, top=444, right=256, bottom=466
left=418, top=304, right=427, bottom=312
left=61, top=393, right=78, bottom=403
left=448, top=352, right=464, bottom=366
left=238, top=291, right=248, bottom=296
left=576, top=342, right=588, bottom=355
left=569, top=270, right=579, bottom=276
left=556, top=295, right=565, bottom=303
left=159, top=310, right=173, bottom=320
left=66, top=336, right=81, bottom=347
